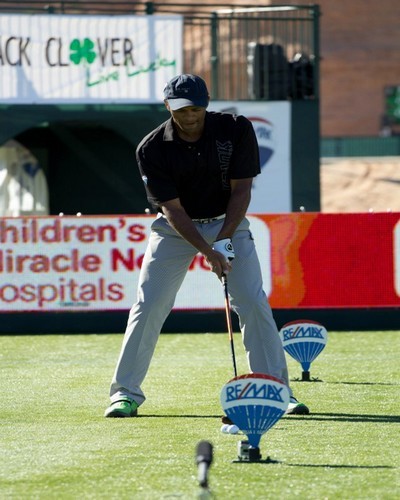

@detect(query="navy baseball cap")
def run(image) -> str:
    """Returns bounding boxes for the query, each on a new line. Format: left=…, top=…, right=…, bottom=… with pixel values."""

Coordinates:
left=164, top=74, right=209, bottom=110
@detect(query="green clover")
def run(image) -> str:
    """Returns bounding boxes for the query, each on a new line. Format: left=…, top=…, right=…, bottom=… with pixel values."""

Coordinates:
left=69, top=38, right=96, bottom=65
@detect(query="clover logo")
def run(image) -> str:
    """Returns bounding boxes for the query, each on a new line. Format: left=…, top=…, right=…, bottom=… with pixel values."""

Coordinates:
left=69, top=38, right=96, bottom=65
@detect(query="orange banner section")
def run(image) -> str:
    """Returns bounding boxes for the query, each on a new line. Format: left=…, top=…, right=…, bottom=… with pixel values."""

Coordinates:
left=255, top=213, right=400, bottom=308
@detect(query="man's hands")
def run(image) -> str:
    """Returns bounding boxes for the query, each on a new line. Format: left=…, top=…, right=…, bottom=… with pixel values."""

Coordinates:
left=204, top=238, right=235, bottom=278
left=212, top=238, right=235, bottom=262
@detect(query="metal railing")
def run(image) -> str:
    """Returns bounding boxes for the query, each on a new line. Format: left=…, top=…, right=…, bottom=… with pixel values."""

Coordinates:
left=0, top=2, right=320, bottom=101
left=0, top=1, right=149, bottom=14
left=209, top=5, right=319, bottom=100
left=0, top=2, right=283, bottom=15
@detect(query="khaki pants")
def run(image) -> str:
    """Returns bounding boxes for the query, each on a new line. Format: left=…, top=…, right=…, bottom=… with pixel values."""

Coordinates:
left=109, top=215, right=291, bottom=405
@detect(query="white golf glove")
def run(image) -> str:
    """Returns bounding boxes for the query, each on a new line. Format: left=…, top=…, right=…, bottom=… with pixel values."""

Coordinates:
left=213, top=238, right=235, bottom=262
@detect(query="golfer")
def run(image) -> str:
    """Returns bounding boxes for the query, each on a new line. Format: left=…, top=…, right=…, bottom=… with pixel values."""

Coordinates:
left=105, top=74, right=309, bottom=418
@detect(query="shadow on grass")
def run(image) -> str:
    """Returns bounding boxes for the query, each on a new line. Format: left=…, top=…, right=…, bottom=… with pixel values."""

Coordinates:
left=298, top=413, right=400, bottom=423
left=138, top=414, right=222, bottom=419
left=231, top=460, right=395, bottom=469
left=328, top=381, right=400, bottom=386
left=291, top=380, right=399, bottom=386
left=285, top=463, right=395, bottom=469
left=138, top=413, right=400, bottom=423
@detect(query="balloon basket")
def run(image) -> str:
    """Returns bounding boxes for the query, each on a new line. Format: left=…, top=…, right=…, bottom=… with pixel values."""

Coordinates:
left=292, top=370, right=323, bottom=382
left=232, top=440, right=280, bottom=464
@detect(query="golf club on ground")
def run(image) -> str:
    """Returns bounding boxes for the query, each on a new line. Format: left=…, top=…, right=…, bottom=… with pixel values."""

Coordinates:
left=222, top=274, right=238, bottom=378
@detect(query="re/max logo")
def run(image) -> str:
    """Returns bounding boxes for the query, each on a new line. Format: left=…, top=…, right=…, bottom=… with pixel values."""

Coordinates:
left=225, top=383, right=284, bottom=402
left=283, top=326, right=324, bottom=341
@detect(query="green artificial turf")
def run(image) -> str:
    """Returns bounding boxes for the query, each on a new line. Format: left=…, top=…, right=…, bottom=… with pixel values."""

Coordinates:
left=1, top=330, right=399, bottom=499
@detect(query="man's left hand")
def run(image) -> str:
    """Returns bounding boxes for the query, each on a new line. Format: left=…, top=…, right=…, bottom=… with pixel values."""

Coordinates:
left=212, top=238, right=235, bottom=262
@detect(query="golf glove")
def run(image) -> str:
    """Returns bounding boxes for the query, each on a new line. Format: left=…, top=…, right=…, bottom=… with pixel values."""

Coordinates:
left=213, top=238, right=235, bottom=262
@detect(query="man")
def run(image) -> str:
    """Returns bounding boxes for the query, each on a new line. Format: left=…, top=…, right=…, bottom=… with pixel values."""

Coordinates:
left=104, top=74, right=309, bottom=418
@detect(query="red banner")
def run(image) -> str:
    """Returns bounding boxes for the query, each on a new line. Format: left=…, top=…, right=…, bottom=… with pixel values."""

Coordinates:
left=258, top=213, right=400, bottom=308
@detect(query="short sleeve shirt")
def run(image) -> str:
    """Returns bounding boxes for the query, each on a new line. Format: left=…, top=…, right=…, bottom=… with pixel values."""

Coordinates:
left=136, top=111, right=260, bottom=219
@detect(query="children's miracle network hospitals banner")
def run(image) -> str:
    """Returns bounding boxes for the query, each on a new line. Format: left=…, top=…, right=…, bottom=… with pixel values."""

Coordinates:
left=1, top=213, right=400, bottom=313
left=0, top=13, right=182, bottom=103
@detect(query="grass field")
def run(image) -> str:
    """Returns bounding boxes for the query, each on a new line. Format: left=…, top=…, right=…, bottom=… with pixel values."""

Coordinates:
left=1, top=330, right=399, bottom=499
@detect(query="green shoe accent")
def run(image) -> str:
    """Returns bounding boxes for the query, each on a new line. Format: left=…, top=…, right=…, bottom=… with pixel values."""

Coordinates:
left=104, top=398, right=138, bottom=418
left=286, top=397, right=310, bottom=415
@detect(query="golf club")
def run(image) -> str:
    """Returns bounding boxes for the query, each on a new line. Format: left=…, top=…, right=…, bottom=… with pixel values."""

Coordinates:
left=222, top=274, right=238, bottom=378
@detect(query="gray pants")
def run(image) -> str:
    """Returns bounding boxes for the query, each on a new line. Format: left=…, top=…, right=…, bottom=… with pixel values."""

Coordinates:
left=109, top=215, right=291, bottom=405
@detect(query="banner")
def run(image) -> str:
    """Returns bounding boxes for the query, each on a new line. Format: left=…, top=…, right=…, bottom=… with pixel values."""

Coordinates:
left=0, top=215, right=270, bottom=312
left=0, top=14, right=182, bottom=103
left=0, top=213, right=399, bottom=312
left=210, top=101, right=291, bottom=213
left=265, top=212, right=400, bottom=308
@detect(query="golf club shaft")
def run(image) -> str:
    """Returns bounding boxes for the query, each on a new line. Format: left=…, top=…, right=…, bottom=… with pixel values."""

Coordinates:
left=222, top=274, right=238, bottom=378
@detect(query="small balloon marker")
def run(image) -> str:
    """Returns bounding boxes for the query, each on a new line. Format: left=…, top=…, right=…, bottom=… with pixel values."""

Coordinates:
left=299, top=206, right=305, bottom=212
left=76, top=212, right=82, bottom=217
left=145, top=208, right=151, bottom=214
left=279, top=320, right=328, bottom=381
left=368, top=208, right=374, bottom=213
left=58, top=212, right=64, bottom=217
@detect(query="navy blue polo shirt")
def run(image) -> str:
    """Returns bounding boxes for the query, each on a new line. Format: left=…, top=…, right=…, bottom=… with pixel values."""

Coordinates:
left=136, top=111, right=260, bottom=219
